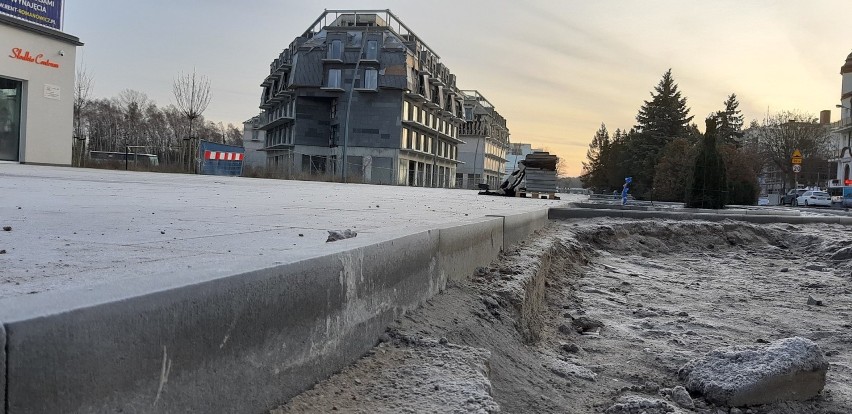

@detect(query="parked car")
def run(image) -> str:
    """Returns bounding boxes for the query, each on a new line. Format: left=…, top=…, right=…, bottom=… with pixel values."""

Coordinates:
left=781, top=189, right=807, bottom=205
left=795, top=191, right=831, bottom=207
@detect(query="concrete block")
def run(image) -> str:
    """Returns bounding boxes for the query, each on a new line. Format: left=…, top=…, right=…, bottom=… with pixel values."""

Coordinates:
left=438, top=218, right=503, bottom=283
left=679, top=337, right=828, bottom=407
left=548, top=208, right=624, bottom=220
left=3, top=230, right=443, bottom=413
left=497, top=209, right=550, bottom=248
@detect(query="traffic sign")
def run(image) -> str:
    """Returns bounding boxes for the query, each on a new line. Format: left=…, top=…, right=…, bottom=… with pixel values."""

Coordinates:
left=792, top=149, right=802, bottom=165
left=792, top=164, right=801, bottom=173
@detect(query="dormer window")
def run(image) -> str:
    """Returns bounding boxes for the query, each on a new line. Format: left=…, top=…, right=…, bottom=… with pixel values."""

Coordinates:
left=364, top=40, right=378, bottom=60
left=327, top=39, right=343, bottom=60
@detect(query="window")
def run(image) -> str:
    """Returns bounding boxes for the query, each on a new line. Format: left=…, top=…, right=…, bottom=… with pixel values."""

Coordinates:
left=331, top=98, right=338, bottom=119
left=327, top=39, right=343, bottom=60
left=403, top=100, right=410, bottom=121
left=326, top=69, right=342, bottom=89
left=425, top=112, right=430, bottom=127
left=464, top=106, right=474, bottom=121
left=401, top=128, right=409, bottom=148
left=363, top=69, right=378, bottom=90
left=365, top=40, right=378, bottom=60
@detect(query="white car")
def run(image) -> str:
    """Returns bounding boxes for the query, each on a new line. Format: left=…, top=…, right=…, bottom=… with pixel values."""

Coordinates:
left=795, top=191, right=831, bottom=207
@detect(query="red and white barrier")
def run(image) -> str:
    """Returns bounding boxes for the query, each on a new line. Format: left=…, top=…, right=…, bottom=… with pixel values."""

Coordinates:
left=204, top=150, right=244, bottom=161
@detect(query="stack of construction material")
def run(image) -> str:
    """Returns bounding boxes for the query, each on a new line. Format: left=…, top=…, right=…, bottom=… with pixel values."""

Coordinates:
left=523, top=151, right=558, bottom=193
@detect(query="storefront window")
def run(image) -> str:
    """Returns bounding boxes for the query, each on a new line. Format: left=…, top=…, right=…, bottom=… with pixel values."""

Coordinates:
left=0, top=77, right=22, bottom=161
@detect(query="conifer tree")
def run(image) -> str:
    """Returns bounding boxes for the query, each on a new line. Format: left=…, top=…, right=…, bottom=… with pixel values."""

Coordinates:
left=686, top=117, right=728, bottom=209
left=580, top=123, right=610, bottom=191
left=716, top=93, right=744, bottom=146
left=629, top=69, right=694, bottom=197
left=635, top=69, right=694, bottom=142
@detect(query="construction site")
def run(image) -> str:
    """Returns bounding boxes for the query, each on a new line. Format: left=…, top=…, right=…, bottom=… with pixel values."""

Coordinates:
left=2, top=164, right=851, bottom=413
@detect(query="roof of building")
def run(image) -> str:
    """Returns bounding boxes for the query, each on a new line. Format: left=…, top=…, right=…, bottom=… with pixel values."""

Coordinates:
left=842, top=50, right=852, bottom=74
left=0, top=13, right=83, bottom=46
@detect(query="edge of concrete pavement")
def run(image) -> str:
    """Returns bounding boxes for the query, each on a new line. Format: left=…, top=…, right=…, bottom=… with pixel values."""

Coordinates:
left=0, top=208, right=550, bottom=413
left=549, top=206, right=852, bottom=225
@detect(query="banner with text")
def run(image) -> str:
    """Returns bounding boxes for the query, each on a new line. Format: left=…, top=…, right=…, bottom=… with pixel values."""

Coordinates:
left=0, top=0, right=63, bottom=30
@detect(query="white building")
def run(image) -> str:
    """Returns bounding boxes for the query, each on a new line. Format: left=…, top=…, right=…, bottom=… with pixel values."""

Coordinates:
left=831, top=50, right=852, bottom=186
left=456, top=90, right=509, bottom=189
left=241, top=115, right=267, bottom=169
left=0, top=6, right=82, bottom=165
left=503, top=143, right=541, bottom=180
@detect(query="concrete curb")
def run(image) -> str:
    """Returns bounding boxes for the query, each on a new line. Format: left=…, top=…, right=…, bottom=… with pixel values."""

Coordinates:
left=549, top=207, right=852, bottom=225
left=488, top=209, right=550, bottom=248
left=0, top=209, right=548, bottom=413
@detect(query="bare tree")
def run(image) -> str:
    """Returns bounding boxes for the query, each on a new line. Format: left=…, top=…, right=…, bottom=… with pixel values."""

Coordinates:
left=117, top=89, right=150, bottom=150
left=226, top=123, right=243, bottom=146
left=172, top=69, right=211, bottom=171
left=748, top=110, right=833, bottom=190
left=172, top=69, right=211, bottom=140
left=73, top=63, right=94, bottom=166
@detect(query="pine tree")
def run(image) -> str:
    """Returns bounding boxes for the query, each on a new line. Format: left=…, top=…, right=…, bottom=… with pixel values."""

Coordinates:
left=653, top=138, right=695, bottom=202
left=686, top=117, right=728, bottom=209
left=635, top=69, right=694, bottom=141
left=629, top=69, right=694, bottom=198
left=716, top=93, right=744, bottom=146
left=580, top=123, right=610, bottom=191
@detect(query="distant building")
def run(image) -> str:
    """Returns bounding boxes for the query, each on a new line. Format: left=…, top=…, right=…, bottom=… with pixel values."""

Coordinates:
left=241, top=116, right=267, bottom=169
left=255, top=10, right=468, bottom=186
left=830, top=50, right=852, bottom=186
left=503, top=143, right=541, bottom=179
left=1, top=11, right=82, bottom=165
left=456, top=90, right=509, bottom=189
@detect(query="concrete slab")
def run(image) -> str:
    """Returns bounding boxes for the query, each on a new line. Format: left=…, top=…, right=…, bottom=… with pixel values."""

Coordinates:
left=0, top=164, right=574, bottom=413
left=0, top=164, right=575, bottom=299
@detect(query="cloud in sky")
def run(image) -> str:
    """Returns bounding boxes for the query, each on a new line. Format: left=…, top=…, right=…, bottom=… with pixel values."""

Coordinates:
left=63, top=0, right=852, bottom=176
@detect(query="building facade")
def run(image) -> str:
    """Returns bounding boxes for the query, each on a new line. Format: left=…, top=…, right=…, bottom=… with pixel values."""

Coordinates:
left=0, top=11, right=82, bottom=165
left=456, top=90, right=509, bottom=189
left=256, top=10, right=467, bottom=186
left=503, top=143, right=540, bottom=181
left=830, top=50, right=852, bottom=186
left=241, top=115, right=267, bottom=170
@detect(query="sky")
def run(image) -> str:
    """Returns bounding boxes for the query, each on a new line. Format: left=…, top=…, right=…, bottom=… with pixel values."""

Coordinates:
left=62, top=0, right=852, bottom=176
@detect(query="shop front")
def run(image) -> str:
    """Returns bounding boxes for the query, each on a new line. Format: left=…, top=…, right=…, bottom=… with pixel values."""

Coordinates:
left=0, top=8, right=82, bottom=165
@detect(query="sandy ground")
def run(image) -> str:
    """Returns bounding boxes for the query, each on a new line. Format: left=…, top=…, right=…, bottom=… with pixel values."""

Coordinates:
left=270, top=218, right=852, bottom=414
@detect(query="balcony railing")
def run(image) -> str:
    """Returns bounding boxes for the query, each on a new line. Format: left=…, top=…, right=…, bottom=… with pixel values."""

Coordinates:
left=829, top=117, right=852, bottom=132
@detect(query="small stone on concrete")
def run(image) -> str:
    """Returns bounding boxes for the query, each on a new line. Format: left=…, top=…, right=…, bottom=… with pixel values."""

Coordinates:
left=807, top=295, right=823, bottom=306
left=779, top=267, right=789, bottom=273
left=2, top=226, right=11, bottom=231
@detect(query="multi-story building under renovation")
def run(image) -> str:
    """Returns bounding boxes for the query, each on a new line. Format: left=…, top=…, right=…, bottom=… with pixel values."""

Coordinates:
left=256, top=10, right=467, bottom=186
left=456, top=90, right=509, bottom=189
